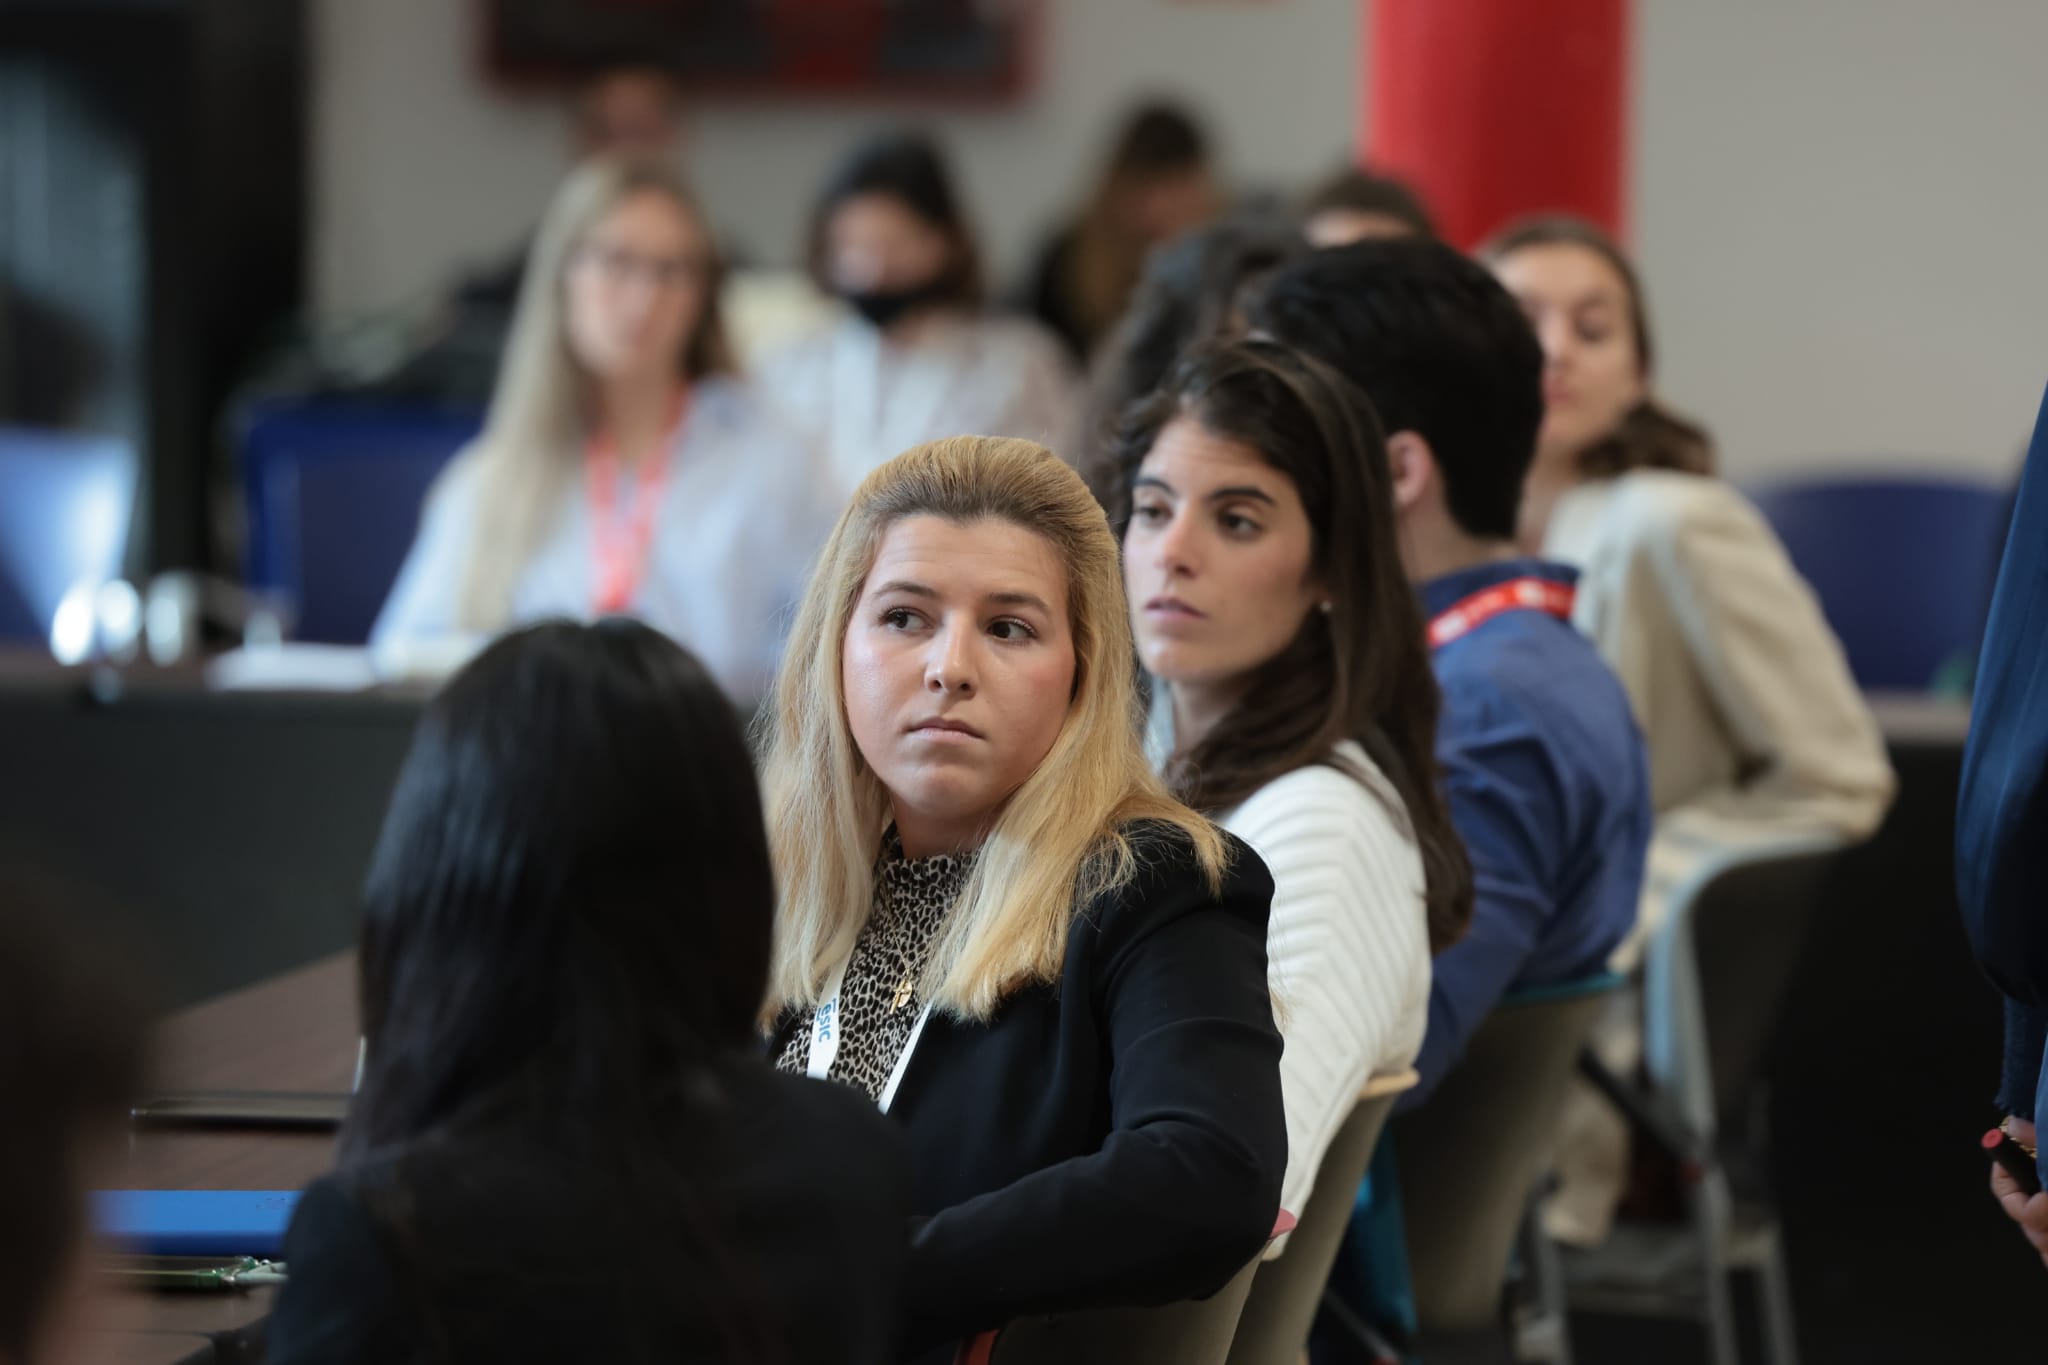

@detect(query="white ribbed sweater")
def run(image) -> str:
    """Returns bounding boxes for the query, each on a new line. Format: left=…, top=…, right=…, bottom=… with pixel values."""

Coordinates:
left=1218, top=740, right=1432, bottom=1236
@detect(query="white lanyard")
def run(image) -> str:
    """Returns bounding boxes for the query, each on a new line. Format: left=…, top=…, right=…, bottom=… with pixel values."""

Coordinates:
left=804, top=956, right=934, bottom=1115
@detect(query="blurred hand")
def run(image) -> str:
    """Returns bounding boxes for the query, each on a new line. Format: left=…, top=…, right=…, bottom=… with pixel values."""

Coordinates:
left=1991, top=1118, right=2048, bottom=1269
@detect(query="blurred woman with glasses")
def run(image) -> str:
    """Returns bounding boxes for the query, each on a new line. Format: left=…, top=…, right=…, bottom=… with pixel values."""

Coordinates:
left=372, top=158, right=835, bottom=705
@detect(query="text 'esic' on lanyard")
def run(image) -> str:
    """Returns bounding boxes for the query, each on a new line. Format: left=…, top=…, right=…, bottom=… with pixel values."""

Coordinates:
left=1427, top=576, right=1577, bottom=649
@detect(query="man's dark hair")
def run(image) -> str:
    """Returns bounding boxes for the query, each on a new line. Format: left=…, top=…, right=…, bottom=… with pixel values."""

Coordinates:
left=0, top=884, right=147, bottom=1361
left=1245, top=239, right=1544, bottom=541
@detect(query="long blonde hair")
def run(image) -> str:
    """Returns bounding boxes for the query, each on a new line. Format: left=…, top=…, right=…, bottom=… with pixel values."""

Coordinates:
left=448, top=157, right=735, bottom=631
left=759, top=436, right=1227, bottom=1022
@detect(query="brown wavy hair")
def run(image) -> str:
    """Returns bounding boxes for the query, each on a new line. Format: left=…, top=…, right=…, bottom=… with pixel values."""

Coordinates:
left=1479, top=214, right=1715, bottom=480
left=1110, top=338, right=1474, bottom=953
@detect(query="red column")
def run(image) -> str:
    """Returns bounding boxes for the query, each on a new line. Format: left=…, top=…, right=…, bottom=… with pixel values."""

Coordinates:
left=1364, top=0, right=1630, bottom=248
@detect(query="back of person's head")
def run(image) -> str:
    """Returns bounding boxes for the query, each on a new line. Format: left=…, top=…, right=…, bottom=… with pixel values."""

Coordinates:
left=1103, top=101, right=1210, bottom=186
left=1082, top=211, right=1307, bottom=494
left=348, top=620, right=772, bottom=1160
left=760, top=435, right=1223, bottom=1022
left=1478, top=214, right=1714, bottom=479
left=1111, top=339, right=1472, bottom=951
left=1245, top=239, right=1544, bottom=542
left=1060, top=101, right=1222, bottom=351
left=457, top=157, right=732, bottom=633
left=1301, top=165, right=1438, bottom=246
left=572, top=62, right=685, bottom=161
left=0, top=887, right=146, bottom=1365
left=806, top=130, right=984, bottom=311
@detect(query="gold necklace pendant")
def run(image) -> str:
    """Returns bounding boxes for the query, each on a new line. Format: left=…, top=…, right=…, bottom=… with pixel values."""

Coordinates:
left=890, top=971, right=915, bottom=1012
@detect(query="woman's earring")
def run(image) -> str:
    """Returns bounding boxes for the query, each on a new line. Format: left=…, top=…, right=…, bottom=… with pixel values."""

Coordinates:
left=1319, top=600, right=1335, bottom=615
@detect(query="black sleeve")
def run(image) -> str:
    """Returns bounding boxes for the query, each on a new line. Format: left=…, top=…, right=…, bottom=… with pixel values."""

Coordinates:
left=899, top=834, right=1287, bottom=1351
left=265, top=1177, right=413, bottom=1365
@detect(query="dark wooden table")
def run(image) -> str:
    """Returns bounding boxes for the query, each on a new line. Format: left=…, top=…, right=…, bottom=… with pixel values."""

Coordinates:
left=89, top=955, right=356, bottom=1365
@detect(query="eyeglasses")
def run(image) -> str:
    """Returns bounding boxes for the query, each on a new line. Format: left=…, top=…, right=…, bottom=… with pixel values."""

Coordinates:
left=572, top=242, right=709, bottom=291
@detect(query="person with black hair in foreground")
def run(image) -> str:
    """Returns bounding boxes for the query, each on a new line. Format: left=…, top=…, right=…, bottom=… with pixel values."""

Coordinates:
left=0, top=889, right=146, bottom=1365
left=266, top=621, right=910, bottom=1365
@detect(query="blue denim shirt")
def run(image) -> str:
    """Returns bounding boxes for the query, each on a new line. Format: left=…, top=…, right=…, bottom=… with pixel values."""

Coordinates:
left=1403, top=558, right=1654, bottom=1108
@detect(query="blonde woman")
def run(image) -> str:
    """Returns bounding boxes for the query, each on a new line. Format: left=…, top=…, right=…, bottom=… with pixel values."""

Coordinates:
left=760, top=436, right=1287, bottom=1360
left=372, top=158, right=833, bottom=703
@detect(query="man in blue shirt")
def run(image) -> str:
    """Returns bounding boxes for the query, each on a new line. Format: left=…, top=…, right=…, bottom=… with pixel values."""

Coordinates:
left=1248, top=239, right=1652, bottom=1104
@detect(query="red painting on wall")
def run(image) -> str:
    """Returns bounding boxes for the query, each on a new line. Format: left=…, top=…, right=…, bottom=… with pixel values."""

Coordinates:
left=483, top=0, right=1042, bottom=101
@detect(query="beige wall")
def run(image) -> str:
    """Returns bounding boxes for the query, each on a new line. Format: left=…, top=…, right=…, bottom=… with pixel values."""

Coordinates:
left=312, top=0, right=1360, bottom=313
left=1632, top=0, right=2048, bottom=483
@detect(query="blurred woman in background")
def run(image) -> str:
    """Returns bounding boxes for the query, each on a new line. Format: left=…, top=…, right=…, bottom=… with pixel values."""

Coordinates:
left=1482, top=215, right=1894, bottom=1245
left=758, top=133, right=1078, bottom=495
left=1018, top=100, right=1222, bottom=364
left=373, top=158, right=833, bottom=704
left=760, top=437, right=1285, bottom=1360
left=269, top=621, right=910, bottom=1365
left=1299, top=165, right=1438, bottom=249
left=1116, top=338, right=1468, bottom=1232
left=1079, top=211, right=1305, bottom=499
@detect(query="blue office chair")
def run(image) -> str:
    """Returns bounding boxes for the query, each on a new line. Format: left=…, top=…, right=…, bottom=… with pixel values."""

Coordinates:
left=0, top=425, right=137, bottom=644
left=239, top=400, right=483, bottom=644
left=1746, top=475, right=2009, bottom=691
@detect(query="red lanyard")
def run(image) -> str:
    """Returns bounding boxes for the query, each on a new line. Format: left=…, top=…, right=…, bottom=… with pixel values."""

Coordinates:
left=585, top=390, right=688, bottom=615
left=1427, top=576, right=1577, bottom=649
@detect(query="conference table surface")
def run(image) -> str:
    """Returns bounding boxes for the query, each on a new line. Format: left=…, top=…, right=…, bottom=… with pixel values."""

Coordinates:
left=92, top=954, right=355, bottom=1363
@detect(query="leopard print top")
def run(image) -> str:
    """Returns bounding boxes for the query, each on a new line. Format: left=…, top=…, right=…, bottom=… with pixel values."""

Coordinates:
left=774, top=839, right=975, bottom=1103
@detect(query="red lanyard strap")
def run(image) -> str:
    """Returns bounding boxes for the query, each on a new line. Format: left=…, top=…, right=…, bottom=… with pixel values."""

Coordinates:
left=1427, top=576, right=1576, bottom=649
left=585, top=390, right=688, bottom=615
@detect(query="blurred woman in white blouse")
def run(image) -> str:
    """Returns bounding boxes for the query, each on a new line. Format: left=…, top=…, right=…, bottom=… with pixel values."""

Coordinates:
left=758, top=132, right=1079, bottom=495
left=372, top=157, right=834, bottom=704
left=1481, top=216, right=1894, bottom=946
left=1482, top=214, right=1895, bottom=1247
left=1116, top=337, right=1473, bottom=1231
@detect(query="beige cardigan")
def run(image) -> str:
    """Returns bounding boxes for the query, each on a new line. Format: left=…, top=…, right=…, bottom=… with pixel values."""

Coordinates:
left=1544, top=470, right=1896, bottom=955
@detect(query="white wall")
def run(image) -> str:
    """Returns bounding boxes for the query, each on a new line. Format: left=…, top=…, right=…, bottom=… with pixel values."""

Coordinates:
left=1632, top=0, right=2048, bottom=482
left=314, top=0, right=2048, bottom=483
left=312, top=0, right=1361, bottom=314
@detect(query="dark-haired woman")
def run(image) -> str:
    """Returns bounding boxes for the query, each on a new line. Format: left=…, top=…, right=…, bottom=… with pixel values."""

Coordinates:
left=1019, top=100, right=1221, bottom=363
left=1117, top=338, right=1472, bottom=1234
left=760, top=131, right=1077, bottom=495
left=265, top=621, right=910, bottom=1365
left=1483, top=216, right=1894, bottom=1245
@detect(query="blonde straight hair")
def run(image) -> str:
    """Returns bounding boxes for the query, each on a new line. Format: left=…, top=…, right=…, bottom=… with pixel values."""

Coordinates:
left=448, top=157, right=735, bottom=631
left=759, top=436, right=1227, bottom=1022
